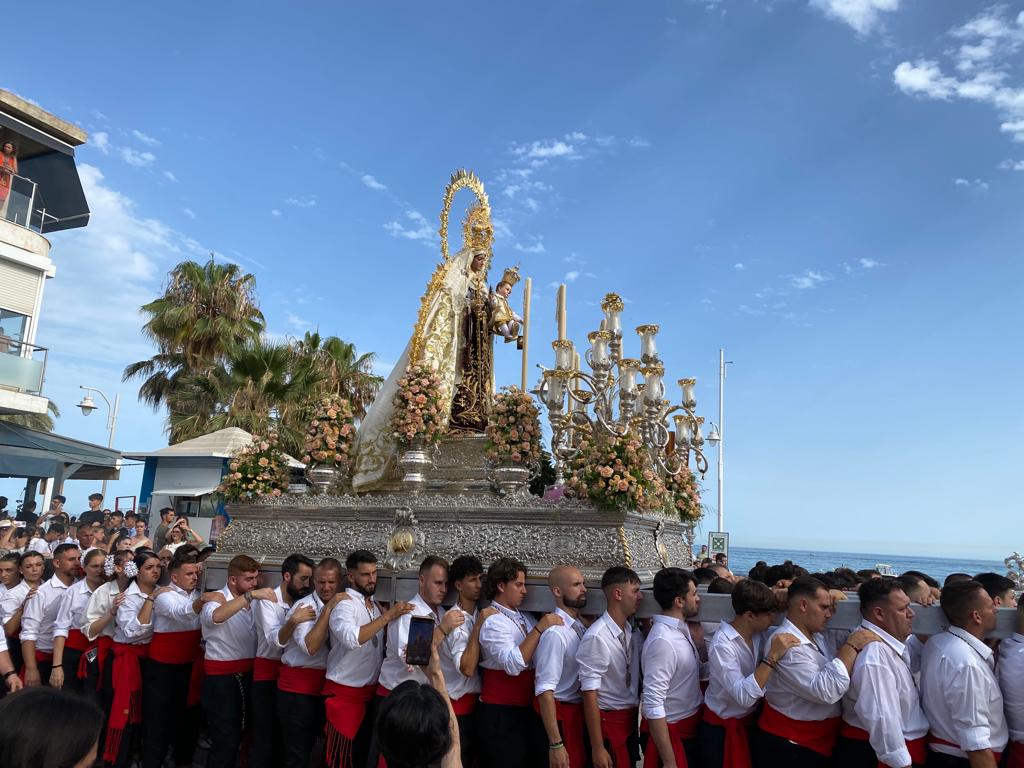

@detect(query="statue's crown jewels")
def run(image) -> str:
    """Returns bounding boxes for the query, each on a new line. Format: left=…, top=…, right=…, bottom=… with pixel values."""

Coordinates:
left=499, top=265, right=521, bottom=288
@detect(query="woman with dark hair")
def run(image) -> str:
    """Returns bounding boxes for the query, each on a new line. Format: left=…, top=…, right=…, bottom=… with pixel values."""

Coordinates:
left=375, top=633, right=460, bottom=768
left=0, top=686, right=103, bottom=767
left=103, top=549, right=162, bottom=767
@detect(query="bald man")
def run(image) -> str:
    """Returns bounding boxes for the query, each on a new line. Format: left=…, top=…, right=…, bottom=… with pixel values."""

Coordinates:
left=534, top=566, right=589, bottom=768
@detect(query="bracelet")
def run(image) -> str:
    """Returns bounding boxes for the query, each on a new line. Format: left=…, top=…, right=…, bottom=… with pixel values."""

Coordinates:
left=2, top=670, right=15, bottom=679
left=843, top=642, right=862, bottom=653
left=244, top=591, right=253, bottom=605
left=549, top=741, right=564, bottom=750
left=760, top=658, right=776, bottom=669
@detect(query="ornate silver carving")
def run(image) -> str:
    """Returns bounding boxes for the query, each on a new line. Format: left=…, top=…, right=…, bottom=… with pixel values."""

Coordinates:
left=385, top=507, right=425, bottom=570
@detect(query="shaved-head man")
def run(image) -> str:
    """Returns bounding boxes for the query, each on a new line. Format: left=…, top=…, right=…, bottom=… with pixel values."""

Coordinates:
left=535, top=567, right=589, bottom=768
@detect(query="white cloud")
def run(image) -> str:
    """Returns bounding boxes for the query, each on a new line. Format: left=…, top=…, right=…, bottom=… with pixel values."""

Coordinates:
left=162, top=170, right=177, bottom=182
left=789, top=270, right=830, bottom=290
left=859, top=257, right=882, bottom=268
left=514, top=238, right=546, bottom=254
left=564, top=271, right=580, bottom=282
left=491, top=217, right=513, bottom=240
left=953, top=177, right=990, bottom=191
left=284, top=195, right=317, bottom=208
left=999, top=158, right=1024, bottom=170
left=361, top=174, right=387, bottom=191
left=182, top=207, right=196, bottom=220
left=511, top=139, right=578, bottom=162
left=809, top=0, right=902, bottom=35
left=119, top=147, right=156, bottom=167
left=131, top=129, right=161, bottom=147
left=627, top=137, right=652, bottom=148
left=893, top=7, right=1024, bottom=141
left=92, top=131, right=111, bottom=154
left=733, top=262, right=745, bottom=270
left=384, top=210, right=436, bottom=242
left=271, top=209, right=281, bottom=217
left=286, top=311, right=312, bottom=330
left=523, top=197, right=540, bottom=213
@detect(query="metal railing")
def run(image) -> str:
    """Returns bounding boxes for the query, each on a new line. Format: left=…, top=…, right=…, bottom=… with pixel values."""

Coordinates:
left=0, top=338, right=48, bottom=395
left=0, top=173, right=55, bottom=233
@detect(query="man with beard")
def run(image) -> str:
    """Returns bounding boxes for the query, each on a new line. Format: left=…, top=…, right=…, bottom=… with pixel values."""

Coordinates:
left=322, top=550, right=413, bottom=768
left=641, top=567, right=704, bottom=768
left=20, top=543, right=79, bottom=686
left=535, top=566, right=589, bottom=768
left=278, top=558, right=346, bottom=768
left=200, top=554, right=276, bottom=768
left=251, top=553, right=316, bottom=768
left=577, top=566, right=644, bottom=768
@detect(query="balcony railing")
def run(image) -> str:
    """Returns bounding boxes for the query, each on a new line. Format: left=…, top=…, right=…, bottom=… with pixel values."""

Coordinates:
left=0, top=339, right=47, bottom=395
left=1, top=173, right=56, bottom=234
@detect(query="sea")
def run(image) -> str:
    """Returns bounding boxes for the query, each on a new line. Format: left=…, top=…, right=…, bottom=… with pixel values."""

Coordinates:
left=725, top=545, right=1007, bottom=584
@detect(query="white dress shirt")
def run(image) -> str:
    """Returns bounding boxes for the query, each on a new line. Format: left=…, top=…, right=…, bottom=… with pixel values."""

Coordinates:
left=999, top=633, right=1024, bottom=743
left=921, top=627, right=1008, bottom=757
left=252, top=585, right=288, bottom=661
left=113, top=581, right=154, bottom=645
left=281, top=592, right=328, bottom=669
left=53, top=579, right=95, bottom=639
left=153, top=583, right=200, bottom=633
left=842, top=621, right=929, bottom=768
left=534, top=606, right=585, bottom=702
left=704, top=620, right=768, bottom=719
left=83, top=581, right=121, bottom=641
left=21, top=574, right=73, bottom=652
left=479, top=601, right=536, bottom=676
left=200, top=585, right=257, bottom=661
left=379, top=592, right=442, bottom=690
left=0, top=580, right=29, bottom=625
left=442, top=605, right=480, bottom=701
left=764, top=617, right=850, bottom=721
left=641, top=614, right=703, bottom=722
left=326, top=587, right=385, bottom=687
left=27, top=537, right=49, bottom=556
left=577, top=611, right=643, bottom=711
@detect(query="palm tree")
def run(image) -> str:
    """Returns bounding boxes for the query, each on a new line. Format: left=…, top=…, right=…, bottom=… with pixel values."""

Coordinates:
left=0, top=400, right=60, bottom=432
left=167, top=339, right=326, bottom=456
left=292, top=332, right=382, bottom=420
left=123, top=257, right=265, bottom=416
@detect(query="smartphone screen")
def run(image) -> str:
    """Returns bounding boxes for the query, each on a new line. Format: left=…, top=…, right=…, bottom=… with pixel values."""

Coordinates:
left=405, top=616, right=435, bottom=666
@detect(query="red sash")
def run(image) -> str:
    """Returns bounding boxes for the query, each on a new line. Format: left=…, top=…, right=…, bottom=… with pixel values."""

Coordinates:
left=704, top=706, right=755, bottom=768
left=600, top=707, right=638, bottom=768
left=928, top=734, right=1002, bottom=762
left=758, top=702, right=840, bottom=757
left=150, top=629, right=202, bottom=665
left=323, top=681, right=376, bottom=768
left=1005, top=741, right=1024, bottom=768
left=204, top=656, right=254, bottom=676
left=96, top=635, right=113, bottom=690
left=18, top=649, right=53, bottom=683
left=254, top=656, right=283, bottom=682
left=643, top=710, right=701, bottom=768
left=841, top=721, right=927, bottom=767
left=103, top=642, right=150, bottom=762
left=277, top=664, right=326, bottom=695
left=532, top=698, right=586, bottom=768
left=66, top=628, right=91, bottom=652
left=480, top=667, right=536, bottom=707
left=451, top=692, right=478, bottom=716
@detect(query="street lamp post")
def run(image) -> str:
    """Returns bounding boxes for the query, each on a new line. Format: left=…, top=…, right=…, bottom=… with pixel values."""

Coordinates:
left=705, top=349, right=731, bottom=533
left=76, top=385, right=120, bottom=498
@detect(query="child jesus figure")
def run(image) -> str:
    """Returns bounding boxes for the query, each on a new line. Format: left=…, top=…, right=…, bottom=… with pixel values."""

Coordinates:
left=490, top=266, right=524, bottom=349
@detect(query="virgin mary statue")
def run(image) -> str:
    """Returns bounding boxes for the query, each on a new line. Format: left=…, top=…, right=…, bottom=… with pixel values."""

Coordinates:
left=352, top=174, right=494, bottom=492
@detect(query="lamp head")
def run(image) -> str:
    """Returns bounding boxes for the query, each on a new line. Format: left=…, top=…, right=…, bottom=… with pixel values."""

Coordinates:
left=707, top=425, right=721, bottom=446
left=77, top=393, right=97, bottom=416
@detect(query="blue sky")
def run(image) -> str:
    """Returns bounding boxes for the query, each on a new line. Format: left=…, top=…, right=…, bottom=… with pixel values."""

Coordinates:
left=2, top=1, right=1022, bottom=560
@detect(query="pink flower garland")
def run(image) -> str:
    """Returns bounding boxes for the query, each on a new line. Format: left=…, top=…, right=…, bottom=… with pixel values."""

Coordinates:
left=486, top=387, right=542, bottom=466
left=219, top=432, right=290, bottom=500
left=390, top=364, right=446, bottom=445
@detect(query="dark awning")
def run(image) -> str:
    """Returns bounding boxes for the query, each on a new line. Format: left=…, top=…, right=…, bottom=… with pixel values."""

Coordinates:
left=0, top=421, right=120, bottom=480
left=18, top=152, right=90, bottom=233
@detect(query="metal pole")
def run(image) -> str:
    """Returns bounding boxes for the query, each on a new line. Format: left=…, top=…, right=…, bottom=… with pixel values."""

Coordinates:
left=717, top=348, right=725, bottom=533
left=101, top=393, right=120, bottom=499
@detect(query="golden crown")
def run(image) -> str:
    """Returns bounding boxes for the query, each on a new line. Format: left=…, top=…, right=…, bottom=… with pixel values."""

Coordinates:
left=498, top=265, right=521, bottom=288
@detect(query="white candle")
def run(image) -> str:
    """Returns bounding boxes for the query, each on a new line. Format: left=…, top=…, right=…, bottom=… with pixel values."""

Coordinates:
left=556, top=284, right=567, bottom=341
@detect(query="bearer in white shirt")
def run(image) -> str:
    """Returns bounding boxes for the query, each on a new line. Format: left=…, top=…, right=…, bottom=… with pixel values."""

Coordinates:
left=837, top=577, right=929, bottom=768
left=998, top=602, right=1024, bottom=768
left=920, top=579, right=1007, bottom=768
left=577, top=566, right=643, bottom=768
left=20, top=542, right=78, bottom=686
left=534, top=566, right=588, bottom=768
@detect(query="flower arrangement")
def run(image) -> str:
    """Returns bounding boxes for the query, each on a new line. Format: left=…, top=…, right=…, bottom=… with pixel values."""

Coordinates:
left=302, top=396, right=355, bottom=468
left=663, top=464, right=703, bottom=522
left=566, top=430, right=669, bottom=512
left=218, top=432, right=290, bottom=500
left=390, top=363, right=446, bottom=445
left=486, top=387, right=543, bottom=466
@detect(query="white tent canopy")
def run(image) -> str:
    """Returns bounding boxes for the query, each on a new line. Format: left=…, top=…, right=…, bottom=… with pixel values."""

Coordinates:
left=125, top=427, right=304, bottom=468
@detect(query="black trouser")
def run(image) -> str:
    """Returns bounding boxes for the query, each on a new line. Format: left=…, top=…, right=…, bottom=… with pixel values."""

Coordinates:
left=751, top=726, right=830, bottom=768
left=202, top=670, right=252, bottom=768
left=456, top=711, right=478, bottom=768
left=475, top=702, right=545, bottom=768
left=926, top=751, right=971, bottom=767
left=645, top=729, right=700, bottom=768
left=278, top=689, right=325, bottom=768
left=250, top=678, right=283, bottom=768
left=142, top=659, right=200, bottom=768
